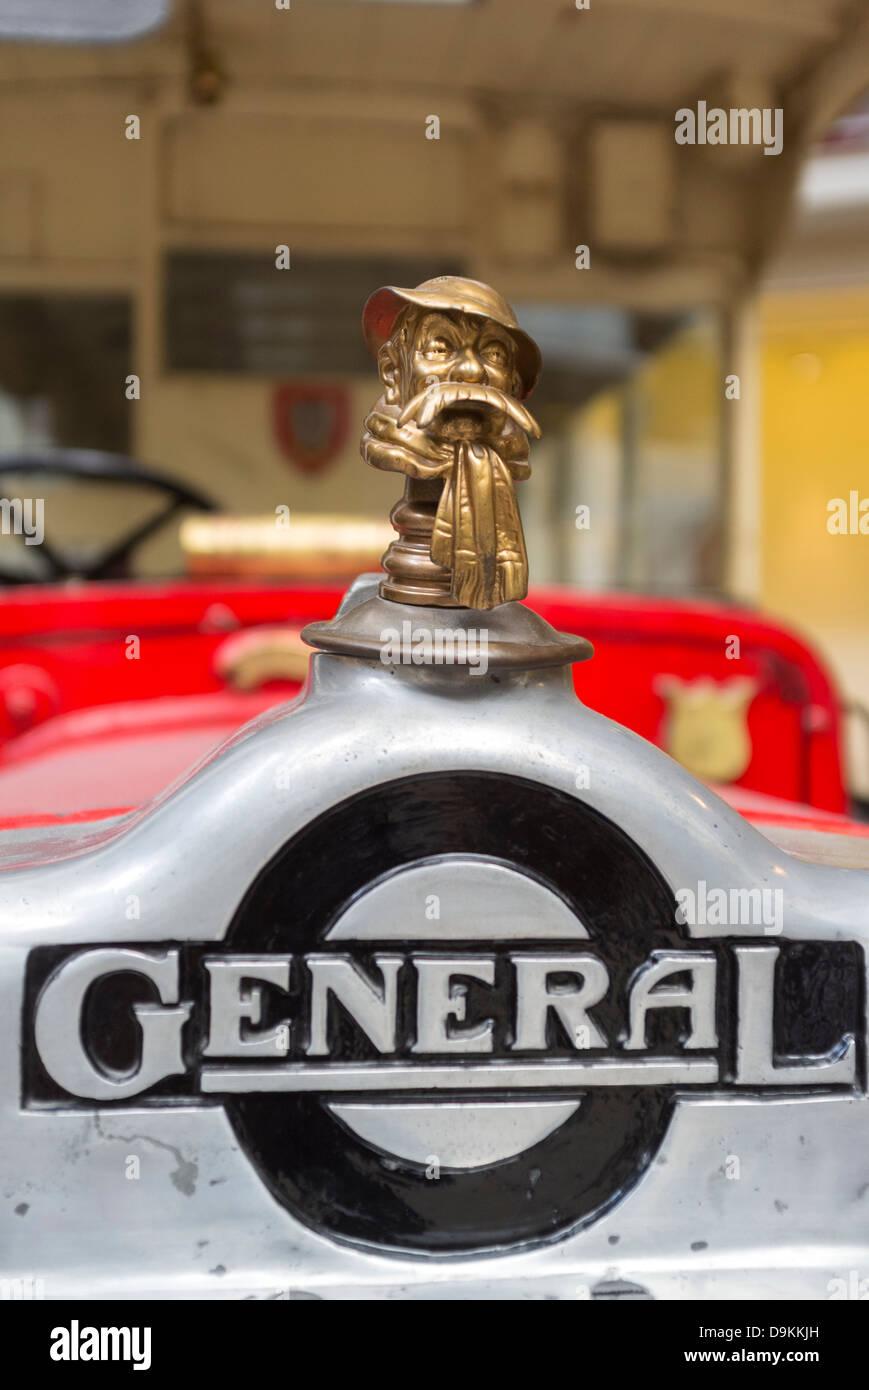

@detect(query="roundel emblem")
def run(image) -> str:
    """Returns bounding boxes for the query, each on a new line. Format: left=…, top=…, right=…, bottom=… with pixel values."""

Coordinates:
left=223, top=772, right=689, bottom=1254
left=24, top=771, right=862, bottom=1258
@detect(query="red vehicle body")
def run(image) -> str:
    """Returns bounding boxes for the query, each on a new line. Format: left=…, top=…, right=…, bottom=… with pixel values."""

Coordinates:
left=0, top=575, right=851, bottom=830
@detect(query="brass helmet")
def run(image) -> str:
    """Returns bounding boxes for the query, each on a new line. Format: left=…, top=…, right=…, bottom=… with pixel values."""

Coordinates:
left=362, top=275, right=542, bottom=398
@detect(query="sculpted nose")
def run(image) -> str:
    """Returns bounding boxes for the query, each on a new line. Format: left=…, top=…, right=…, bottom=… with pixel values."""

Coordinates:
left=453, top=349, right=485, bottom=383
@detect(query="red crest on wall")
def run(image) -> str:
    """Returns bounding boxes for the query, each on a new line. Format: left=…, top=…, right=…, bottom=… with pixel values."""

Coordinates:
left=272, top=383, right=350, bottom=474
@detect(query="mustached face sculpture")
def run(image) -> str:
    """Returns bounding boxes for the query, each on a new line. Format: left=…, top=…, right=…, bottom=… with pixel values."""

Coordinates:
left=362, top=285, right=541, bottom=610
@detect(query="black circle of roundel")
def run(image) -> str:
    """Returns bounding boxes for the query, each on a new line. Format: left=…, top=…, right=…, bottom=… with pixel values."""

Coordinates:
left=223, top=772, right=687, bottom=1255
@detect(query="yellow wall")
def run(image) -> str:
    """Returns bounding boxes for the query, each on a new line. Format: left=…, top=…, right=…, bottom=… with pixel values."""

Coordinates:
left=761, top=287, right=869, bottom=788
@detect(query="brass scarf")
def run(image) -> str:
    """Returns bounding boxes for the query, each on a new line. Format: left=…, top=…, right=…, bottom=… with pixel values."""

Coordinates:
left=431, top=441, right=528, bottom=609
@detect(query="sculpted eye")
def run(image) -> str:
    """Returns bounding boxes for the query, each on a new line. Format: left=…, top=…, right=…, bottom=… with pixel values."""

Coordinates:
left=481, top=341, right=509, bottom=368
left=422, top=336, right=452, bottom=359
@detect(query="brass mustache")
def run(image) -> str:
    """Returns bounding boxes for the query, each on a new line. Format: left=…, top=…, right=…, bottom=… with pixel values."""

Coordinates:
left=398, top=381, right=541, bottom=439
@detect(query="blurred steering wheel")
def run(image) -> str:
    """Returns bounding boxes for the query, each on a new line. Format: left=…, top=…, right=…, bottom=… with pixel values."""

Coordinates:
left=0, top=449, right=217, bottom=583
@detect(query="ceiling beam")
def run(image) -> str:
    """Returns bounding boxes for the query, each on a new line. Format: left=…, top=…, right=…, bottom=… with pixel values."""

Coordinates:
left=604, top=0, right=843, bottom=40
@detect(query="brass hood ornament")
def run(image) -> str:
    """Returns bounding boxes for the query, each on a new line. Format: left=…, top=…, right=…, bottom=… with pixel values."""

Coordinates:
left=303, top=278, right=591, bottom=670
left=361, top=276, right=540, bottom=611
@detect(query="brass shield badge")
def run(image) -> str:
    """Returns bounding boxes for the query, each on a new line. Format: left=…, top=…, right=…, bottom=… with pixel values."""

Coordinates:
left=657, top=676, right=757, bottom=783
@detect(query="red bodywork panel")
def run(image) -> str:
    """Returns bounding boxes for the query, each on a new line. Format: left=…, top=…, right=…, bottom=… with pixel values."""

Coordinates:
left=0, top=687, right=861, bottom=846
left=0, top=577, right=847, bottom=818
